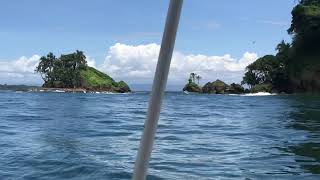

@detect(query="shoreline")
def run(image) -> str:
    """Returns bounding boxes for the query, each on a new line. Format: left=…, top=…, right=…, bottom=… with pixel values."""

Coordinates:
left=40, top=88, right=88, bottom=93
left=28, top=87, right=125, bottom=94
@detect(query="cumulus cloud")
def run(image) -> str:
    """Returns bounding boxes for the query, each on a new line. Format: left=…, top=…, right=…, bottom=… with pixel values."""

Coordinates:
left=0, top=54, right=97, bottom=85
left=100, top=43, right=258, bottom=84
left=0, top=55, right=42, bottom=85
left=0, top=55, right=40, bottom=73
left=0, top=43, right=258, bottom=87
left=86, top=56, right=96, bottom=68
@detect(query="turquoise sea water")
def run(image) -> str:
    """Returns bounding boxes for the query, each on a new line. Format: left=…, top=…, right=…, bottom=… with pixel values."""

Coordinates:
left=0, top=91, right=319, bottom=179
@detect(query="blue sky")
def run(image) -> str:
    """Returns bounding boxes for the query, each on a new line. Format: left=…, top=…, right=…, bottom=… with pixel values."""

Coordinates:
left=0, top=0, right=296, bottom=89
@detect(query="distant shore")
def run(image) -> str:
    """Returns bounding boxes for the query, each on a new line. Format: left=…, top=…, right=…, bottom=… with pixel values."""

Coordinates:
left=0, top=84, right=128, bottom=93
left=35, top=88, right=88, bottom=93
left=30, top=87, right=131, bottom=94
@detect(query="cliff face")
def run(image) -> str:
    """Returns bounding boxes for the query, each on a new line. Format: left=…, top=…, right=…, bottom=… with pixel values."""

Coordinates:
left=202, top=80, right=228, bottom=94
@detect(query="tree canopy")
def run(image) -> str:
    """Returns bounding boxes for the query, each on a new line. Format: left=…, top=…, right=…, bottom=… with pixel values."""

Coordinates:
left=35, top=51, right=87, bottom=88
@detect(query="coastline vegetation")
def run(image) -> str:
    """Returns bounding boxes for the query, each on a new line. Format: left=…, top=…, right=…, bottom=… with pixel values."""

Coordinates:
left=185, top=0, right=320, bottom=94
left=242, top=0, right=320, bottom=93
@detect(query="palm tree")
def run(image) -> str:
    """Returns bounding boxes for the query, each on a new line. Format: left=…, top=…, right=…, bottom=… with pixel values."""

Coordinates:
left=75, top=50, right=87, bottom=69
left=190, top=73, right=196, bottom=83
left=196, top=75, right=201, bottom=84
left=276, top=40, right=290, bottom=56
left=35, top=52, right=56, bottom=82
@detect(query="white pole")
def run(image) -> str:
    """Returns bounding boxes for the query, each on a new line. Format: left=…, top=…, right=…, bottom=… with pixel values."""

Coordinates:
left=132, top=0, right=183, bottom=179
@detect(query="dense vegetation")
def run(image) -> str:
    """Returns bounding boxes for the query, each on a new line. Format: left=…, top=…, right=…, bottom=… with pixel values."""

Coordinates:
left=242, top=0, right=320, bottom=93
left=35, top=51, right=130, bottom=93
left=185, top=0, right=320, bottom=94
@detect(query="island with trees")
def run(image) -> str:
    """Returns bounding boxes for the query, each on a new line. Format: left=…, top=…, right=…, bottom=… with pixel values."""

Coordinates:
left=183, top=73, right=246, bottom=94
left=184, top=0, right=320, bottom=94
left=35, top=51, right=131, bottom=93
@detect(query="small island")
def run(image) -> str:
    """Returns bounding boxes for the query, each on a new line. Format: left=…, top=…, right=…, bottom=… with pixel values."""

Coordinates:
left=35, top=51, right=131, bottom=93
left=183, top=73, right=246, bottom=94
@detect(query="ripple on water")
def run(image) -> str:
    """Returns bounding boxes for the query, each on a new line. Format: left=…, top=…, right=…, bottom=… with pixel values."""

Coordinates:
left=0, top=92, right=319, bottom=179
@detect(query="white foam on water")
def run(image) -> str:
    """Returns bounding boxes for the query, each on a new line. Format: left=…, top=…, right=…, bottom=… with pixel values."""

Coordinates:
left=101, top=92, right=114, bottom=94
left=241, top=92, right=277, bottom=96
left=55, top=90, right=65, bottom=93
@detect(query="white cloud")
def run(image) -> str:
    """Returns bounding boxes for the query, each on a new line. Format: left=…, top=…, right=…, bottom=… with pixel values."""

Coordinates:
left=0, top=55, right=42, bottom=85
left=0, top=55, right=40, bottom=73
left=86, top=56, right=96, bottom=68
left=100, top=43, right=258, bottom=84
left=0, top=43, right=258, bottom=87
left=0, top=54, right=97, bottom=85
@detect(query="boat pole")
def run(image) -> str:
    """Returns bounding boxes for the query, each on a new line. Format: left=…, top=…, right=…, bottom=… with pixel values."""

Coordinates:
left=132, top=0, right=183, bottom=179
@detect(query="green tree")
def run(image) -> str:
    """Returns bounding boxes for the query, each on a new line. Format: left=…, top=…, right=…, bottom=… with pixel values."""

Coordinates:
left=35, top=50, right=88, bottom=88
left=241, top=71, right=259, bottom=88
left=189, top=73, right=196, bottom=83
left=288, top=0, right=320, bottom=53
left=35, top=52, right=56, bottom=83
left=242, top=55, right=281, bottom=87
left=75, top=50, right=87, bottom=69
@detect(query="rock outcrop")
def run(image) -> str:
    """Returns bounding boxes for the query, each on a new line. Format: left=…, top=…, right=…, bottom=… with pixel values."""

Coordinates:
left=183, top=82, right=202, bottom=93
left=202, top=80, right=228, bottom=94
left=228, top=83, right=245, bottom=94
left=183, top=79, right=246, bottom=94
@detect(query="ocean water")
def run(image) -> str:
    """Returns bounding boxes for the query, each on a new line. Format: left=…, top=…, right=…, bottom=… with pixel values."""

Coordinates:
left=0, top=91, right=319, bottom=180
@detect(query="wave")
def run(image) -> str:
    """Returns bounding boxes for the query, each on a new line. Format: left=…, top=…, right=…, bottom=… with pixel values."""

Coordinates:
left=96, top=91, right=131, bottom=95
left=241, top=92, right=277, bottom=96
left=55, top=90, right=65, bottom=93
